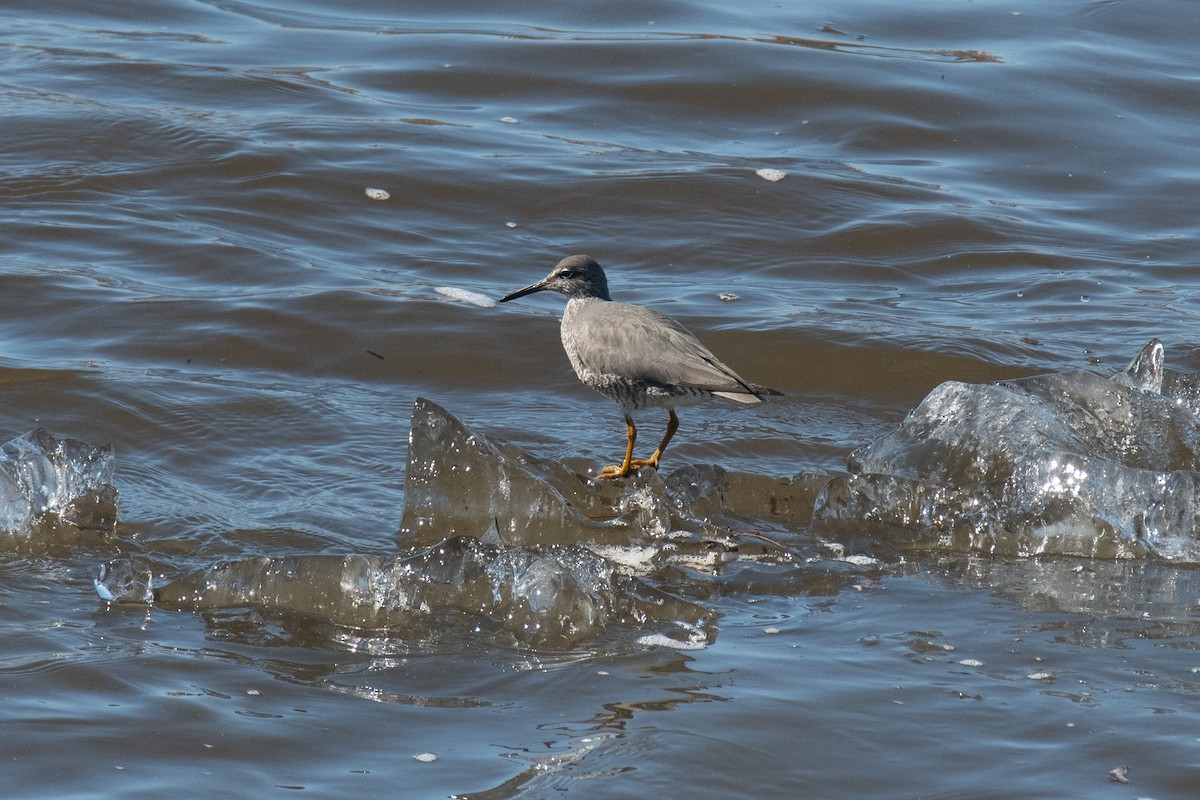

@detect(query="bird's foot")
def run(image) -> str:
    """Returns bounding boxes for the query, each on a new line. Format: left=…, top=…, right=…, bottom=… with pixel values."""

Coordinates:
left=597, top=463, right=636, bottom=479
left=596, top=456, right=659, bottom=480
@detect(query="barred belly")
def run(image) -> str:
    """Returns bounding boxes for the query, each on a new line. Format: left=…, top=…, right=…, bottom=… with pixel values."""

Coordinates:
left=581, top=372, right=712, bottom=413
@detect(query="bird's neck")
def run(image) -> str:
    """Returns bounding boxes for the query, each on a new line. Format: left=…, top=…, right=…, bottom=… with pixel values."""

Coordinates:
left=562, top=295, right=605, bottom=323
left=565, top=288, right=610, bottom=301
left=565, top=294, right=608, bottom=309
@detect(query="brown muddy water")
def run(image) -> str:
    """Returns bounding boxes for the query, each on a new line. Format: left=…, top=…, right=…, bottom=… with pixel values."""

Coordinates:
left=4, top=1, right=1200, bottom=798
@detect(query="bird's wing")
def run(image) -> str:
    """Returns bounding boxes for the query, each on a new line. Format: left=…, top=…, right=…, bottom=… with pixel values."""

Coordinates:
left=569, top=301, right=761, bottom=397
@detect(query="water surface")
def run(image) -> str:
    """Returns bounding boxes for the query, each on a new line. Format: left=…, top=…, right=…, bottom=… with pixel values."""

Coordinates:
left=3, top=0, right=1200, bottom=797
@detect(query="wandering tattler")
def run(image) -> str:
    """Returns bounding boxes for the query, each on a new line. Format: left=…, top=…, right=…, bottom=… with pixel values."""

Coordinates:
left=499, top=255, right=778, bottom=479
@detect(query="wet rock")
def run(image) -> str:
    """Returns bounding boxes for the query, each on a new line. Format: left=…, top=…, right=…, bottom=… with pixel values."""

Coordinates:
left=399, top=398, right=672, bottom=549
left=0, top=428, right=117, bottom=545
left=663, top=464, right=827, bottom=529
left=95, top=400, right=838, bottom=650
left=815, top=339, right=1200, bottom=562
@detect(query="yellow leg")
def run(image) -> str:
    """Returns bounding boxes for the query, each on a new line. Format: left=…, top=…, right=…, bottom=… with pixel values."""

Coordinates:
left=631, top=409, right=679, bottom=471
left=598, top=417, right=637, bottom=479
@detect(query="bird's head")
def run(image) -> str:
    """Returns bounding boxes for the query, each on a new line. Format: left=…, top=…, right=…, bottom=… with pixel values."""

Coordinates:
left=499, top=255, right=612, bottom=303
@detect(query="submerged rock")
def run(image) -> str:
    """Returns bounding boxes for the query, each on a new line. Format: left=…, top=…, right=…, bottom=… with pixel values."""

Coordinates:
left=0, top=428, right=117, bottom=545
left=815, top=339, right=1200, bottom=562
left=95, top=533, right=714, bottom=649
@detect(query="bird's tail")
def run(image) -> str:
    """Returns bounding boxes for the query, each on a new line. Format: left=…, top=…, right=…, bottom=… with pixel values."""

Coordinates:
left=712, top=384, right=782, bottom=404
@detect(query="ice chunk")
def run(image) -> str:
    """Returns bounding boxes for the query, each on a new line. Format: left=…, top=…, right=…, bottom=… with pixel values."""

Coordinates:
left=0, top=428, right=117, bottom=542
left=95, top=534, right=714, bottom=649
left=399, top=399, right=671, bottom=550
left=815, top=340, right=1200, bottom=562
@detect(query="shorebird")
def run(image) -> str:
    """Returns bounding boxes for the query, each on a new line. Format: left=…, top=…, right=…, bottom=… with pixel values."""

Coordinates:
left=499, top=255, right=777, bottom=479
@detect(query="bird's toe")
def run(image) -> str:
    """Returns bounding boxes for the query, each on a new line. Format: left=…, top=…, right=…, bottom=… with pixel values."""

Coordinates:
left=598, top=459, right=659, bottom=479
left=597, top=463, right=631, bottom=479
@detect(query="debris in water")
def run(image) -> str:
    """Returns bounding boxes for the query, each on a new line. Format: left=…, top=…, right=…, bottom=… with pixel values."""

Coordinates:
left=1107, top=765, right=1130, bottom=784
left=364, top=187, right=390, bottom=200
left=719, top=292, right=739, bottom=302
left=636, top=621, right=709, bottom=650
left=499, top=116, right=519, bottom=124
left=755, top=168, right=787, bottom=182
left=414, top=752, right=438, bottom=763
left=433, top=286, right=497, bottom=308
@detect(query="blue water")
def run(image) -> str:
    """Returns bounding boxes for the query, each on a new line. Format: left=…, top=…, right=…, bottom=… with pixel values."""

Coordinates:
left=3, top=0, right=1200, bottom=796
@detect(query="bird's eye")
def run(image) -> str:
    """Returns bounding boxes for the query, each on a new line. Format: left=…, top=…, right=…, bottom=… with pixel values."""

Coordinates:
left=558, top=270, right=577, bottom=279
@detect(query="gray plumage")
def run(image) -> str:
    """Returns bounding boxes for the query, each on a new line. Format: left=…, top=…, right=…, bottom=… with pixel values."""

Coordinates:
left=560, top=293, right=764, bottom=410
left=499, top=254, right=777, bottom=478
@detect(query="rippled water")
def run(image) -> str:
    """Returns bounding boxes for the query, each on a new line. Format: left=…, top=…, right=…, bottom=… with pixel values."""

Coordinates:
left=4, top=1, right=1200, bottom=797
